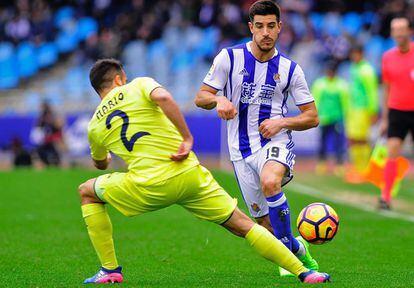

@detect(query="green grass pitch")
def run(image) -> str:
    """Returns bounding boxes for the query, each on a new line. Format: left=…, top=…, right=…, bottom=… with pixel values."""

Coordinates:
left=1, top=169, right=414, bottom=287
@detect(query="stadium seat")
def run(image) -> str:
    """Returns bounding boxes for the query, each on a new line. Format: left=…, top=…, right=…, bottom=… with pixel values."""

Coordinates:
left=54, top=6, right=75, bottom=29
left=17, top=42, right=39, bottom=78
left=322, top=13, right=342, bottom=37
left=77, top=17, right=98, bottom=41
left=56, top=30, right=79, bottom=54
left=123, top=40, right=147, bottom=77
left=343, top=13, right=362, bottom=36
left=37, top=42, right=58, bottom=68
left=0, top=42, right=19, bottom=89
left=147, top=40, right=169, bottom=85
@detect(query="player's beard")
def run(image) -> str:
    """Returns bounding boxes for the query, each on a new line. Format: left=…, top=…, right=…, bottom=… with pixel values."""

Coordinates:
left=256, top=38, right=276, bottom=52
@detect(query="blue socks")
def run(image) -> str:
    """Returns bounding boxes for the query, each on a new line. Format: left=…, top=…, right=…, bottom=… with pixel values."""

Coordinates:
left=266, top=192, right=300, bottom=253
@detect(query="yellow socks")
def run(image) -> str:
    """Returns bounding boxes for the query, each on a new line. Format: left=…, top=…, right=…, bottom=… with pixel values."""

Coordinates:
left=82, top=203, right=118, bottom=269
left=349, top=144, right=371, bottom=173
left=245, top=224, right=308, bottom=276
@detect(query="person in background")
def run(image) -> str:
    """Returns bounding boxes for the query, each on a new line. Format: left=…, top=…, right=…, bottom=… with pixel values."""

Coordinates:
left=36, top=101, right=64, bottom=166
left=380, top=17, right=414, bottom=210
left=345, top=45, right=379, bottom=183
left=312, top=60, right=349, bottom=175
left=11, top=137, right=32, bottom=167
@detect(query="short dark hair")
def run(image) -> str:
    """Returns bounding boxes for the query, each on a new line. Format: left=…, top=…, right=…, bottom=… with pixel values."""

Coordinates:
left=350, top=44, right=364, bottom=54
left=89, top=58, right=124, bottom=94
left=325, top=59, right=339, bottom=73
left=249, top=0, right=281, bottom=22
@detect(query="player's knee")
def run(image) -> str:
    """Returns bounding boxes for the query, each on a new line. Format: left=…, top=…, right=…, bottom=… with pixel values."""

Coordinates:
left=78, top=180, right=96, bottom=203
left=261, top=177, right=282, bottom=196
left=78, top=182, right=88, bottom=197
left=222, top=208, right=254, bottom=237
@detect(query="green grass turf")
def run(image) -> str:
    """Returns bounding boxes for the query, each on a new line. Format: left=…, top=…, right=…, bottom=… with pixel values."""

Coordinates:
left=295, top=172, right=414, bottom=203
left=1, top=168, right=414, bottom=287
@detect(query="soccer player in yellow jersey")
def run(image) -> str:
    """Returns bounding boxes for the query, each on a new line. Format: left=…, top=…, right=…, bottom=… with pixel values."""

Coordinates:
left=79, top=58, right=330, bottom=284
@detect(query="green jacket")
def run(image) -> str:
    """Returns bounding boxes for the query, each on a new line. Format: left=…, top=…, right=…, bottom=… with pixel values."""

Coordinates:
left=349, top=60, right=378, bottom=115
left=312, top=76, right=349, bottom=126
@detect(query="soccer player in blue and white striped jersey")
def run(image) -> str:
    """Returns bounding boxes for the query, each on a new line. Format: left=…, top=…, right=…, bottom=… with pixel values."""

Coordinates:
left=195, top=0, right=320, bottom=276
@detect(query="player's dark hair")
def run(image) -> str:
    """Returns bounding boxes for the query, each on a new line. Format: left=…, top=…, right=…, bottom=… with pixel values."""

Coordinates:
left=249, top=0, right=281, bottom=22
left=89, top=58, right=124, bottom=94
left=325, top=59, right=339, bottom=73
left=350, top=44, right=364, bottom=54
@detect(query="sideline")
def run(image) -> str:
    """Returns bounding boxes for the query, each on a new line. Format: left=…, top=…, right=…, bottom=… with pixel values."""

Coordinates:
left=289, top=182, right=414, bottom=223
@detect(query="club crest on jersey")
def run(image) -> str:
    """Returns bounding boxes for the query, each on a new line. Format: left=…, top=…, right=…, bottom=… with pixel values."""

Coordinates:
left=273, top=73, right=281, bottom=83
left=251, top=203, right=261, bottom=212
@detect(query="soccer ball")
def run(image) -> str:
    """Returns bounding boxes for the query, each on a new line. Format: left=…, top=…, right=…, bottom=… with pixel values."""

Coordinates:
left=297, top=202, right=339, bottom=244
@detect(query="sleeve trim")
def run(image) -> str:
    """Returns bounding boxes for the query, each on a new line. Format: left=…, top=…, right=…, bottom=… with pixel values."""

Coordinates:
left=203, top=81, right=222, bottom=91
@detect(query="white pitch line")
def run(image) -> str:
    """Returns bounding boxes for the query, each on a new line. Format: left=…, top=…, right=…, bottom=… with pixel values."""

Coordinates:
left=288, top=182, right=414, bottom=223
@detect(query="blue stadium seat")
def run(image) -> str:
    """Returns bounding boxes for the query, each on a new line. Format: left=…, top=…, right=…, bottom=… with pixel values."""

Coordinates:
left=56, top=30, right=79, bottom=53
left=17, top=42, right=38, bottom=78
left=123, top=40, right=147, bottom=77
left=343, top=13, right=362, bottom=36
left=77, top=17, right=98, bottom=41
left=309, top=13, right=323, bottom=34
left=322, top=13, right=342, bottom=37
left=364, top=36, right=384, bottom=73
left=147, top=40, right=169, bottom=84
left=54, top=6, right=75, bottom=29
left=37, top=42, right=58, bottom=68
left=0, top=42, right=19, bottom=89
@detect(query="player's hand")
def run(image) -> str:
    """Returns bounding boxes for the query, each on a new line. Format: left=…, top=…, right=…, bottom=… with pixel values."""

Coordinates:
left=216, top=96, right=237, bottom=120
left=171, top=138, right=193, bottom=161
left=259, top=119, right=284, bottom=139
left=380, top=118, right=388, bottom=136
left=107, top=152, right=112, bottom=163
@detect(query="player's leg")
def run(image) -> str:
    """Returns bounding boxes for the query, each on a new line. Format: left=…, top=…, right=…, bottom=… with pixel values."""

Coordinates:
left=381, top=109, right=408, bottom=208
left=381, top=137, right=402, bottom=208
left=316, top=125, right=329, bottom=174
left=221, top=207, right=330, bottom=283
left=232, top=160, right=272, bottom=230
left=255, top=214, right=273, bottom=234
left=260, top=161, right=299, bottom=252
left=180, top=165, right=330, bottom=283
left=78, top=178, right=123, bottom=284
left=257, top=146, right=319, bottom=273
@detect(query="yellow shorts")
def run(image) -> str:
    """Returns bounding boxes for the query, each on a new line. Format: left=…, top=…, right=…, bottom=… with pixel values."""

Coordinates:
left=346, top=110, right=370, bottom=141
left=94, top=165, right=237, bottom=224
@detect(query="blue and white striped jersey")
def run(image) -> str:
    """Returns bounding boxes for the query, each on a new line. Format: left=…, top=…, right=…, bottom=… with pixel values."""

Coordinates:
left=203, top=41, right=314, bottom=161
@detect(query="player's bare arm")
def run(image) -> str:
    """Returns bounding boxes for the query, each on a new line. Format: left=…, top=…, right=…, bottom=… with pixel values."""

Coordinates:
left=92, top=152, right=112, bottom=170
left=259, top=102, right=319, bottom=139
left=150, top=87, right=193, bottom=161
left=195, top=84, right=237, bottom=120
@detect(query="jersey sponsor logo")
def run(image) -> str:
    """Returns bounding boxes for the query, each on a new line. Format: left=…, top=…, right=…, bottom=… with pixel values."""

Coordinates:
left=251, top=203, right=261, bottom=212
left=240, top=82, right=275, bottom=105
left=239, top=68, right=250, bottom=76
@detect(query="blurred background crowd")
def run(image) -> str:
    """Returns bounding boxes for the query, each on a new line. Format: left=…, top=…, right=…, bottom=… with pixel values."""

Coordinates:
left=0, top=0, right=413, bottom=170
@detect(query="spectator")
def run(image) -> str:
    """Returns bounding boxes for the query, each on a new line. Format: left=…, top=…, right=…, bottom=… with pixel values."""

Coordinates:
left=35, top=101, right=64, bottom=167
left=345, top=45, right=378, bottom=183
left=11, top=137, right=32, bottom=167
left=312, top=61, right=349, bottom=175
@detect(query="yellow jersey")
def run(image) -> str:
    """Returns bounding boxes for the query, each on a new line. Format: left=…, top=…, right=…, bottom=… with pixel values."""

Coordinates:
left=88, top=77, right=199, bottom=186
